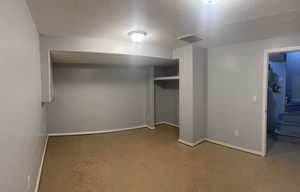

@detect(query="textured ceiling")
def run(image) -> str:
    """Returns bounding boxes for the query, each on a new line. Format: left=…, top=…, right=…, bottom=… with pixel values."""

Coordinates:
left=27, top=0, right=300, bottom=48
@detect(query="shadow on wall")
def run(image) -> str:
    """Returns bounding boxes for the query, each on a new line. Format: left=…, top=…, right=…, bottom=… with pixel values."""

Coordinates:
left=286, top=52, right=300, bottom=110
left=155, top=80, right=179, bottom=126
left=156, top=80, right=179, bottom=90
left=267, top=53, right=286, bottom=132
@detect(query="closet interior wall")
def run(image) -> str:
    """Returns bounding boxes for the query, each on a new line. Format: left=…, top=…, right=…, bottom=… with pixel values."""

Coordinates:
left=154, top=64, right=179, bottom=127
left=47, top=63, right=150, bottom=135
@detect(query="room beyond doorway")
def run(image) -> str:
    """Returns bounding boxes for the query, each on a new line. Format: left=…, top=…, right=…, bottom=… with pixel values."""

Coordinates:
left=264, top=47, right=300, bottom=155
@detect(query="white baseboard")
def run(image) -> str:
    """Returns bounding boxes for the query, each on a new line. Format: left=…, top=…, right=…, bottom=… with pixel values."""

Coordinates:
left=155, top=121, right=179, bottom=128
left=193, top=138, right=206, bottom=147
left=155, top=122, right=165, bottom=127
left=34, top=136, right=48, bottom=192
left=147, top=126, right=156, bottom=130
left=178, top=139, right=194, bottom=147
left=205, top=138, right=264, bottom=156
left=177, top=138, right=263, bottom=156
left=48, top=125, right=147, bottom=136
left=164, top=122, right=179, bottom=128
left=178, top=138, right=205, bottom=147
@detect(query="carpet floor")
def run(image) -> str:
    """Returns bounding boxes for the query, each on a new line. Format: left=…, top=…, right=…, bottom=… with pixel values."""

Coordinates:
left=38, top=125, right=300, bottom=192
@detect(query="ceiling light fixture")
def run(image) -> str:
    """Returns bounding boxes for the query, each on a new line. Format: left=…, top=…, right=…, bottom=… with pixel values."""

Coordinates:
left=202, top=0, right=216, bottom=4
left=128, top=30, right=147, bottom=42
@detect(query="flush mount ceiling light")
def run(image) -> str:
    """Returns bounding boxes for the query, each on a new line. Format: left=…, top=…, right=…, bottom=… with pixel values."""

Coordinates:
left=202, top=0, right=217, bottom=4
left=128, top=30, right=147, bottom=42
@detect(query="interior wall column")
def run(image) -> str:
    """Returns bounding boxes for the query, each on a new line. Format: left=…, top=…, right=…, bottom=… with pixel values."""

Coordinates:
left=146, top=66, right=155, bottom=129
left=173, top=45, right=207, bottom=145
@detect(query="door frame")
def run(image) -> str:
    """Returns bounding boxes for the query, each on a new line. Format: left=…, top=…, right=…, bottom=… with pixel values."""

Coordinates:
left=262, top=46, right=300, bottom=156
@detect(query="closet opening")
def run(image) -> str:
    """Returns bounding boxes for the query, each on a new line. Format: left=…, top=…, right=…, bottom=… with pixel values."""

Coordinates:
left=48, top=50, right=179, bottom=138
left=154, top=62, right=180, bottom=137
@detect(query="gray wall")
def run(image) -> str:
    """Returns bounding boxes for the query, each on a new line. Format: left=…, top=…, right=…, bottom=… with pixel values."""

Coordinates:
left=207, top=35, right=300, bottom=153
left=174, top=45, right=194, bottom=143
left=47, top=64, right=149, bottom=134
left=0, top=0, right=47, bottom=192
left=155, top=81, right=179, bottom=126
left=146, top=67, right=155, bottom=128
left=193, top=47, right=207, bottom=142
left=173, top=45, right=207, bottom=144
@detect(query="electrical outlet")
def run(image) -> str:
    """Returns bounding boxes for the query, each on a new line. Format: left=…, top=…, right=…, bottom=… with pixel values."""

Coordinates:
left=234, top=130, right=240, bottom=137
left=27, top=175, right=31, bottom=191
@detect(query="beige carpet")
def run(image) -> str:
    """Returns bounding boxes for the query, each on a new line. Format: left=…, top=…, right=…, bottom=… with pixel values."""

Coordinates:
left=39, top=125, right=300, bottom=192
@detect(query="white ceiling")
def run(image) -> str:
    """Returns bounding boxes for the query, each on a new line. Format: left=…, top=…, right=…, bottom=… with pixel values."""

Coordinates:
left=27, top=0, right=300, bottom=48
left=51, top=51, right=178, bottom=66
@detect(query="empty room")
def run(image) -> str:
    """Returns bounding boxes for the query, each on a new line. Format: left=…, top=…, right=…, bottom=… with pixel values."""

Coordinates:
left=1, top=0, right=300, bottom=192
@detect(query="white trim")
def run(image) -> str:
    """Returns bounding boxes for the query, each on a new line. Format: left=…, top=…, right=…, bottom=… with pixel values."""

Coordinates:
left=262, top=46, right=300, bottom=157
left=262, top=50, right=269, bottom=157
left=265, top=46, right=300, bottom=54
left=154, top=76, right=179, bottom=81
left=206, top=138, right=264, bottom=156
left=147, top=126, right=156, bottom=130
left=34, top=136, right=48, bottom=192
left=178, top=138, right=205, bottom=147
left=48, top=125, right=147, bottom=136
left=178, top=137, right=264, bottom=155
left=164, top=122, right=179, bottom=128
left=47, top=51, right=51, bottom=103
left=193, top=138, right=206, bottom=147
left=155, top=121, right=179, bottom=128
left=178, top=139, right=194, bottom=147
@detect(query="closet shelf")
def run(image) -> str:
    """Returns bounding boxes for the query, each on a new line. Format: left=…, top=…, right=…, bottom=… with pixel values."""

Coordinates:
left=154, top=76, right=179, bottom=81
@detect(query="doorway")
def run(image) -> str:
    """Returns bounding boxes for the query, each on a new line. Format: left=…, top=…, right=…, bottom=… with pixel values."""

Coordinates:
left=264, top=47, right=300, bottom=155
